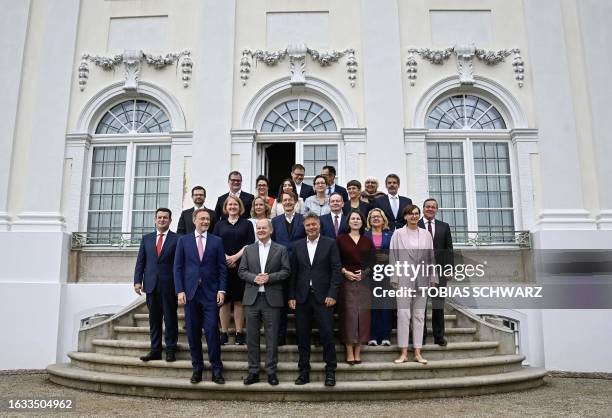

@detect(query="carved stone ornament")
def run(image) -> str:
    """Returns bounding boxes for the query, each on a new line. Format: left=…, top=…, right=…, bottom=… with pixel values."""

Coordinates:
left=78, top=49, right=193, bottom=91
left=240, top=44, right=358, bottom=87
left=406, top=44, right=525, bottom=87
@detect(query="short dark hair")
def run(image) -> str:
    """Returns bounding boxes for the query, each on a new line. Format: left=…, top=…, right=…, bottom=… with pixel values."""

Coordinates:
left=155, top=207, right=172, bottom=218
left=385, top=173, right=400, bottom=184
left=303, top=212, right=320, bottom=223
left=347, top=210, right=366, bottom=235
left=291, top=163, right=305, bottom=172
left=191, top=186, right=206, bottom=197
left=255, top=174, right=269, bottom=187
left=402, top=204, right=420, bottom=218
left=423, top=198, right=438, bottom=209
left=313, top=174, right=328, bottom=186
left=322, top=165, right=336, bottom=176
left=228, top=171, right=242, bottom=181
left=346, top=179, right=362, bottom=190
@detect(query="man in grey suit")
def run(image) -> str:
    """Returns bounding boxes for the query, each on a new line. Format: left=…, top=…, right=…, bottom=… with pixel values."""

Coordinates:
left=238, top=218, right=291, bottom=386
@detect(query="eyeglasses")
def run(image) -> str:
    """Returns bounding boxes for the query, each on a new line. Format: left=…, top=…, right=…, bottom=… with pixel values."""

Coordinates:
left=229, top=178, right=242, bottom=183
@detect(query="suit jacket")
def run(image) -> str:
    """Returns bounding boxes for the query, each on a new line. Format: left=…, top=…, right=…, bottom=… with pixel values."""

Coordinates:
left=297, top=182, right=315, bottom=200
left=342, top=200, right=372, bottom=218
left=214, top=191, right=255, bottom=221
left=270, top=213, right=306, bottom=251
left=176, top=207, right=217, bottom=235
left=320, top=212, right=349, bottom=239
left=329, top=184, right=349, bottom=203
left=373, top=194, right=413, bottom=230
left=173, top=232, right=227, bottom=302
left=238, top=241, right=290, bottom=307
left=418, top=218, right=454, bottom=286
left=289, top=236, right=342, bottom=304
left=134, top=230, right=178, bottom=293
left=363, top=230, right=393, bottom=250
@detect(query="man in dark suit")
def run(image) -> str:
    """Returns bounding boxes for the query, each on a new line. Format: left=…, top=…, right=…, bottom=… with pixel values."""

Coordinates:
left=372, top=173, right=412, bottom=230
left=177, top=185, right=217, bottom=234
left=288, top=212, right=342, bottom=387
left=291, top=163, right=314, bottom=200
left=271, top=191, right=306, bottom=345
left=322, top=165, right=348, bottom=203
left=134, top=208, right=179, bottom=362
left=214, top=171, right=254, bottom=221
left=418, top=198, right=454, bottom=346
left=320, top=192, right=349, bottom=238
left=174, top=208, right=227, bottom=384
left=238, top=219, right=291, bottom=386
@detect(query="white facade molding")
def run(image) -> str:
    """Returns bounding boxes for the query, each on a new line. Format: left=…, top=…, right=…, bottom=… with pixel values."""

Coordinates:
left=406, top=44, right=525, bottom=87
left=241, top=76, right=357, bottom=130
left=64, top=134, right=92, bottom=232
left=75, top=81, right=186, bottom=133
left=536, top=209, right=597, bottom=230
left=511, top=129, right=540, bottom=231
left=413, top=75, right=528, bottom=129
left=78, top=49, right=193, bottom=91
left=596, top=210, right=612, bottom=230
left=240, top=44, right=357, bottom=87
left=11, top=212, right=66, bottom=232
left=340, top=128, right=367, bottom=143
left=0, top=212, right=10, bottom=231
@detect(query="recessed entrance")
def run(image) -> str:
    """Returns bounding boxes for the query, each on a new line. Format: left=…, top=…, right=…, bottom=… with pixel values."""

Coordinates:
left=260, top=143, right=295, bottom=198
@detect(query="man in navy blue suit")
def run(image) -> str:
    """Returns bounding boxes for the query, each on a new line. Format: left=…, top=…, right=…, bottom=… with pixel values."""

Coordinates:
left=372, top=173, right=412, bottom=230
left=214, top=171, right=254, bottom=220
left=271, top=191, right=306, bottom=345
left=320, top=192, right=348, bottom=238
left=174, top=208, right=227, bottom=384
left=134, top=208, right=179, bottom=363
left=291, top=163, right=314, bottom=200
left=322, top=165, right=348, bottom=203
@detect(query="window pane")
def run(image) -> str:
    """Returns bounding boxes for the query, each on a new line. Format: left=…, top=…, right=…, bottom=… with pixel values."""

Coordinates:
left=96, top=100, right=170, bottom=134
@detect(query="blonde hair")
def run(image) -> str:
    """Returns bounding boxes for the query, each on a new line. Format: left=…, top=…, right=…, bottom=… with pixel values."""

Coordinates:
left=366, top=208, right=390, bottom=231
left=250, top=196, right=271, bottom=218
left=223, top=195, right=245, bottom=216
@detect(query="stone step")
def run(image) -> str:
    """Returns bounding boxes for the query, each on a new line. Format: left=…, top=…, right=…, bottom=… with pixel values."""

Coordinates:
left=92, top=339, right=500, bottom=362
left=132, top=313, right=459, bottom=329
left=113, top=326, right=478, bottom=344
left=66, top=352, right=524, bottom=382
left=47, top=363, right=546, bottom=401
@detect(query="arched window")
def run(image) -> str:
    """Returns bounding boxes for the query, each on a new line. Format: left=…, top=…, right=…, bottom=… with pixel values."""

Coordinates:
left=95, top=99, right=171, bottom=134
left=86, top=99, right=172, bottom=244
left=425, top=94, right=515, bottom=243
left=426, top=95, right=506, bottom=130
left=261, top=99, right=337, bottom=132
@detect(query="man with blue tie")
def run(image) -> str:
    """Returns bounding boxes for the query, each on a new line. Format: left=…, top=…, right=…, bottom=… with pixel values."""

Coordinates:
left=321, top=165, right=348, bottom=203
left=320, top=193, right=348, bottom=238
left=174, top=208, right=227, bottom=384
left=373, top=174, right=412, bottom=230
left=134, top=208, right=178, bottom=363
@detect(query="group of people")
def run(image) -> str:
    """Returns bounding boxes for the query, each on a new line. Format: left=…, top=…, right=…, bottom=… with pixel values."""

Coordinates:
left=133, top=164, right=454, bottom=387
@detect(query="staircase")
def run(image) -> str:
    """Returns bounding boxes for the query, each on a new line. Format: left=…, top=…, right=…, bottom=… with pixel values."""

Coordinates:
left=47, top=299, right=546, bottom=401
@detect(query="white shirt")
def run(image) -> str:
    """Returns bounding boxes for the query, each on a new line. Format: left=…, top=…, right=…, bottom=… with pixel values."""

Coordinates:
left=194, top=230, right=208, bottom=241
left=295, top=182, right=302, bottom=196
left=423, top=217, right=436, bottom=238
left=284, top=213, right=294, bottom=224
left=230, top=190, right=242, bottom=198
left=258, top=239, right=271, bottom=292
left=306, top=235, right=320, bottom=287
left=331, top=211, right=343, bottom=233
left=388, top=194, right=400, bottom=218
left=156, top=229, right=169, bottom=249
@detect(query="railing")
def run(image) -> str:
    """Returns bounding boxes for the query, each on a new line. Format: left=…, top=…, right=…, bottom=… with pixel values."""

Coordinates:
left=72, top=230, right=532, bottom=250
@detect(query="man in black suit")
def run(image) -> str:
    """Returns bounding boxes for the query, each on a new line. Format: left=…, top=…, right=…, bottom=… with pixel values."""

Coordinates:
left=372, top=173, right=412, bottom=230
left=214, top=171, right=254, bottom=220
left=320, top=192, right=348, bottom=238
left=177, top=186, right=217, bottom=234
left=322, top=165, right=348, bottom=203
left=288, top=212, right=342, bottom=387
left=418, top=198, right=454, bottom=346
left=291, top=163, right=314, bottom=200
left=134, top=208, right=179, bottom=362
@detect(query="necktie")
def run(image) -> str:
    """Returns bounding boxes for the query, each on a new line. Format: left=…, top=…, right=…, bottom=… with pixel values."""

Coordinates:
left=156, top=233, right=163, bottom=257
left=334, top=215, right=339, bottom=236
left=391, top=197, right=399, bottom=218
left=197, top=234, right=204, bottom=261
left=427, top=220, right=433, bottom=236
left=327, top=186, right=332, bottom=196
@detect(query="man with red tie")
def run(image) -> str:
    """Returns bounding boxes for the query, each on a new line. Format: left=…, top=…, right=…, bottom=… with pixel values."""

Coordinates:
left=320, top=193, right=348, bottom=238
left=134, top=208, right=179, bottom=362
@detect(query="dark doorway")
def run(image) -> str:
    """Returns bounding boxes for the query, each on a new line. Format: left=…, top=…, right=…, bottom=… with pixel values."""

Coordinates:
left=264, top=143, right=295, bottom=198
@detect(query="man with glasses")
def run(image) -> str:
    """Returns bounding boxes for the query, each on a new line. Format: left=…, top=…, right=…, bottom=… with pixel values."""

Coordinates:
left=214, top=171, right=254, bottom=221
left=177, top=186, right=217, bottom=234
left=291, top=163, right=314, bottom=200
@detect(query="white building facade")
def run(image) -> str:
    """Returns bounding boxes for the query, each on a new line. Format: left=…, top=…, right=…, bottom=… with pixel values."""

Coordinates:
left=1, top=0, right=611, bottom=372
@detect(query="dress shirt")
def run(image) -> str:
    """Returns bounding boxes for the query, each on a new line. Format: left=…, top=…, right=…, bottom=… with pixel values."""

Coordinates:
left=156, top=229, right=169, bottom=249
left=284, top=213, right=294, bottom=224
left=388, top=194, right=400, bottom=218
left=331, top=211, right=343, bottom=235
left=295, top=182, right=302, bottom=196
left=257, top=239, right=271, bottom=292
left=306, top=235, right=320, bottom=287
left=424, top=217, right=436, bottom=237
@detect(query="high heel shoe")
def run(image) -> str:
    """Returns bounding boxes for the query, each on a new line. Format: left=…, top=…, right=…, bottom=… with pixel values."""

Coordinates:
left=393, top=356, right=408, bottom=364
left=414, top=356, right=428, bottom=364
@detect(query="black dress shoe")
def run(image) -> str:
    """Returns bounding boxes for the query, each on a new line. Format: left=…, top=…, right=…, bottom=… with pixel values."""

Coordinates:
left=212, top=373, right=225, bottom=384
left=324, top=372, right=336, bottom=387
left=294, top=373, right=309, bottom=385
left=140, top=352, right=162, bottom=362
left=267, top=373, right=279, bottom=386
left=435, top=338, right=448, bottom=347
left=165, top=351, right=176, bottom=362
left=277, top=336, right=286, bottom=347
left=220, top=332, right=229, bottom=345
left=190, top=371, right=202, bottom=384
left=235, top=332, right=246, bottom=345
left=243, top=373, right=259, bottom=385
